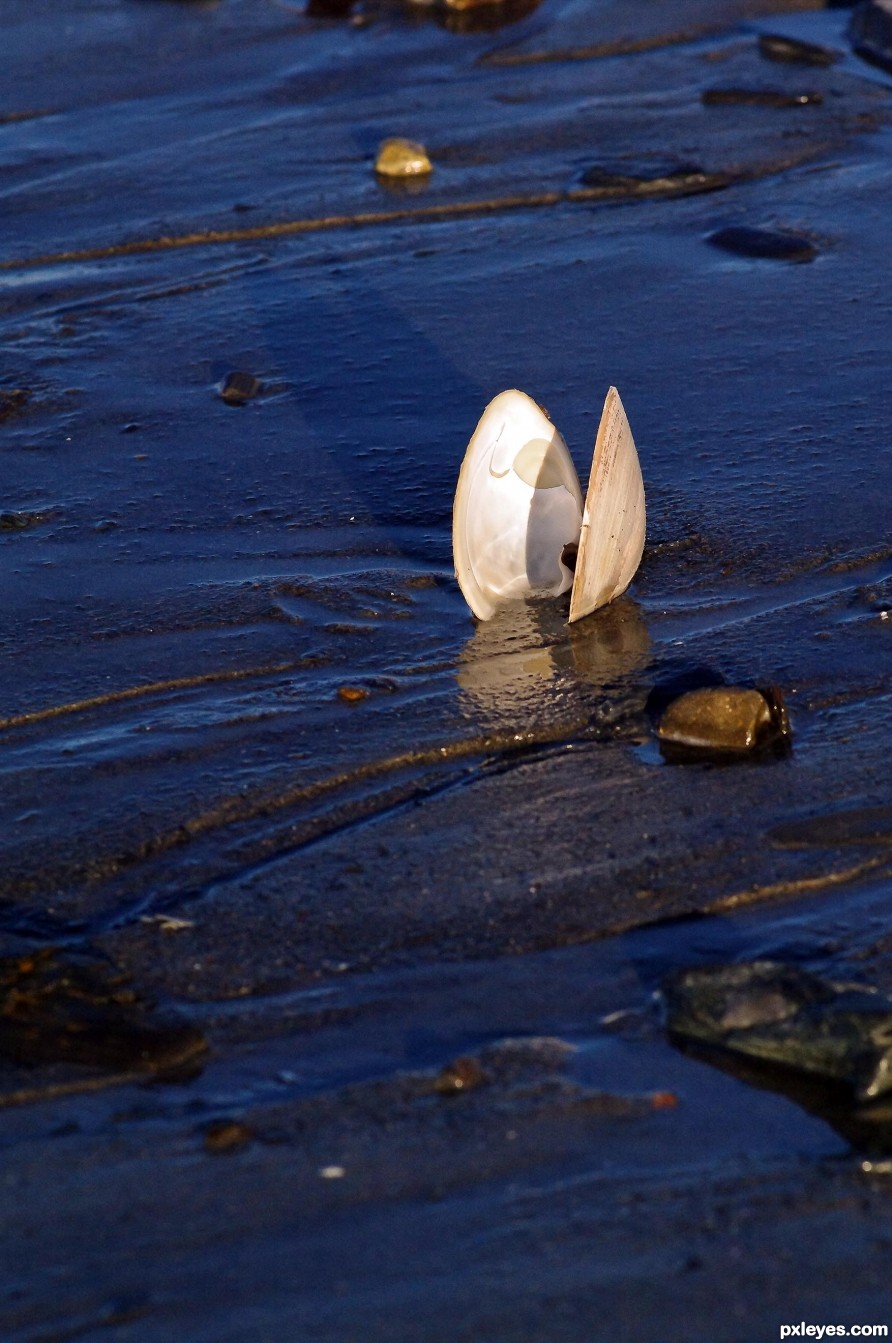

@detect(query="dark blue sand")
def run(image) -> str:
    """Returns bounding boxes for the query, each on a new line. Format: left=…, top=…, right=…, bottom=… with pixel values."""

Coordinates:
left=1, top=0, right=891, bottom=1338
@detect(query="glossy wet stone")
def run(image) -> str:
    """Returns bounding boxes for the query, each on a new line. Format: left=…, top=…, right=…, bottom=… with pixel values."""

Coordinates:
left=758, top=33, right=839, bottom=67
left=0, top=951, right=207, bottom=1077
left=662, top=961, right=892, bottom=1102
left=656, top=686, right=789, bottom=758
left=706, top=225, right=817, bottom=261
left=219, top=371, right=262, bottom=405
left=374, top=137, right=432, bottom=178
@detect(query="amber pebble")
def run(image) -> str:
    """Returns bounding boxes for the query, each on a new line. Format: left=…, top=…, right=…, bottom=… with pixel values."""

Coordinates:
left=374, top=137, right=432, bottom=178
left=657, top=687, right=775, bottom=754
left=337, top=685, right=369, bottom=704
left=433, top=1055, right=488, bottom=1095
left=219, top=371, right=262, bottom=405
left=203, top=1120, right=253, bottom=1154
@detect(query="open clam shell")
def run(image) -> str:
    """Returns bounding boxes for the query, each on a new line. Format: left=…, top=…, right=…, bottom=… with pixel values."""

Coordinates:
left=453, top=387, right=645, bottom=622
left=452, top=390, right=583, bottom=622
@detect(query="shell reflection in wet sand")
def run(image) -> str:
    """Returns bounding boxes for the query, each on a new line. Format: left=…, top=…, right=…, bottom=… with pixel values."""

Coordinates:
left=457, top=597, right=651, bottom=724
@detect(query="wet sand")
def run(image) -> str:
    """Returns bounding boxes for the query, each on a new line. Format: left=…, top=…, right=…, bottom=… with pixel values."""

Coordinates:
left=1, top=0, right=892, bottom=1338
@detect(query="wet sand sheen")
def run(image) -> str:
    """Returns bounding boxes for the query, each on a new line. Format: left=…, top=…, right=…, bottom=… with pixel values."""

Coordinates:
left=1, top=0, right=892, bottom=1338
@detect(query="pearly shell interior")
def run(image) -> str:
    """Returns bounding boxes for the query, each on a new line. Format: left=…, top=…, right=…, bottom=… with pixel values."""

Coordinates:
left=453, top=387, right=645, bottom=623
left=452, top=390, right=583, bottom=622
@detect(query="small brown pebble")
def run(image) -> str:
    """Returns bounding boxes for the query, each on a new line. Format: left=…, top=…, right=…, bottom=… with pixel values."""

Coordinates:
left=374, top=137, right=432, bottom=179
left=434, top=1055, right=488, bottom=1095
left=657, top=687, right=776, bottom=755
left=203, top=1120, right=253, bottom=1154
left=337, top=685, right=369, bottom=704
left=219, top=371, right=262, bottom=405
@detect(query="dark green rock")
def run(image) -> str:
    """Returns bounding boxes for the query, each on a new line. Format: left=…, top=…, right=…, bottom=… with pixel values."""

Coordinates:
left=663, top=961, right=892, bottom=1102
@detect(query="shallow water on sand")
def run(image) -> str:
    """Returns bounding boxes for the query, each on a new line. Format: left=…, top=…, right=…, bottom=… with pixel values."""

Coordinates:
left=1, top=0, right=892, bottom=1337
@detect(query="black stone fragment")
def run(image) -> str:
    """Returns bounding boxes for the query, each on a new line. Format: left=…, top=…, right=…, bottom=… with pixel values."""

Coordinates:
left=849, top=0, right=892, bottom=75
left=706, top=225, right=817, bottom=263
left=219, top=371, right=262, bottom=405
left=758, top=33, right=838, bottom=66
left=702, top=87, right=823, bottom=107
left=0, top=950, right=207, bottom=1078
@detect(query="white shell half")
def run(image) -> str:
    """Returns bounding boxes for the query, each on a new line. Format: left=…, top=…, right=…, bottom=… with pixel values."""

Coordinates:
left=453, top=390, right=583, bottom=621
left=568, top=387, right=646, bottom=624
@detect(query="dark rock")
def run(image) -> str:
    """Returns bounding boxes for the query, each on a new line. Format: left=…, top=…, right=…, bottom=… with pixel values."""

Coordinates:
left=706, top=225, right=817, bottom=262
left=702, top=87, right=823, bottom=108
left=849, top=1, right=892, bottom=76
left=758, top=33, right=839, bottom=67
left=219, top=371, right=262, bottom=405
left=656, top=685, right=791, bottom=760
left=662, top=961, right=892, bottom=1103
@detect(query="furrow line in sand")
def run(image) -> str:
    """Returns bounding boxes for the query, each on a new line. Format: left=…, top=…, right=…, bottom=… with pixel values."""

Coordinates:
left=0, top=145, right=838, bottom=273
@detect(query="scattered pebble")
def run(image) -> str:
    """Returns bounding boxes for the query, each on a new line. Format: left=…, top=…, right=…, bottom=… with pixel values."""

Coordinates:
left=219, top=371, right=262, bottom=405
left=319, top=1164, right=346, bottom=1179
left=433, top=1055, right=489, bottom=1095
left=706, top=225, right=817, bottom=263
left=337, top=685, right=369, bottom=704
left=374, top=137, right=432, bottom=179
left=203, top=1120, right=253, bottom=1155
left=657, top=685, right=790, bottom=758
left=702, top=87, right=823, bottom=107
left=758, top=33, right=838, bottom=67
